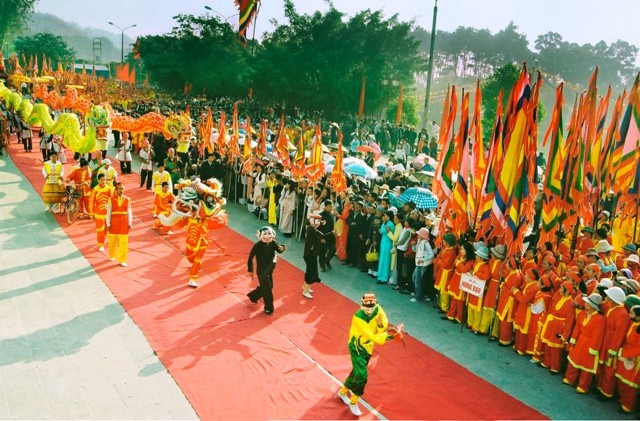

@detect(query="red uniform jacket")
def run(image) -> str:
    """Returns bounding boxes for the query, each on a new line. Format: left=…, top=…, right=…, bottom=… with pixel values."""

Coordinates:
left=568, top=311, right=605, bottom=373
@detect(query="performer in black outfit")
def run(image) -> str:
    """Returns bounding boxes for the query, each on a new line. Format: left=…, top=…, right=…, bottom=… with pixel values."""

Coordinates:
left=247, top=226, right=286, bottom=315
left=302, top=214, right=331, bottom=299
left=318, top=199, right=336, bottom=272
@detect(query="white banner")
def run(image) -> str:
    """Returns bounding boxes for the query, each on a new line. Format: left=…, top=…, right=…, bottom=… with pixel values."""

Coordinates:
left=460, top=273, right=486, bottom=298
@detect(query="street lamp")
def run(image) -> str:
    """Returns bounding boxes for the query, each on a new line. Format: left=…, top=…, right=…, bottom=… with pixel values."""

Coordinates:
left=108, top=21, right=137, bottom=63
left=204, top=5, right=239, bottom=27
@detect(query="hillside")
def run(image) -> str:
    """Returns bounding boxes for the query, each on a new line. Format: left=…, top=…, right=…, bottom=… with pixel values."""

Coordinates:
left=21, top=12, right=134, bottom=63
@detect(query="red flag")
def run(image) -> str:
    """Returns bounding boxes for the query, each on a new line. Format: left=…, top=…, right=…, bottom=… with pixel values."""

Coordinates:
left=305, top=123, right=325, bottom=182
left=358, top=75, right=366, bottom=121
left=217, top=111, right=227, bottom=155
left=330, top=131, right=347, bottom=192
left=243, top=116, right=253, bottom=161
left=395, top=82, right=403, bottom=125
left=257, top=119, right=267, bottom=158
left=274, top=114, right=290, bottom=167
left=227, top=103, right=240, bottom=163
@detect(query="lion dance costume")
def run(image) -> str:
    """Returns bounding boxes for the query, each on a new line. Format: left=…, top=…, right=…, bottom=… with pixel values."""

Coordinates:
left=158, top=178, right=227, bottom=288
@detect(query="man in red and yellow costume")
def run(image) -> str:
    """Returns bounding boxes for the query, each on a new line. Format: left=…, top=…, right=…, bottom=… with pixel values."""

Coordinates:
left=539, top=280, right=576, bottom=374
left=152, top=181, right=175, bottom=235
left=65, top=158, right=92, bottom=217
left=89, top=173, right=114, bottom=252
left=159, top=178, right=227, bottom=288
left=106, top=182, right=133, bottom=267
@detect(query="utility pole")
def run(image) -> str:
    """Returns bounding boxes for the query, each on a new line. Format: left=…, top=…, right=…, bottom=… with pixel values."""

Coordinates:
left=108, top=21, right=137, bottom=63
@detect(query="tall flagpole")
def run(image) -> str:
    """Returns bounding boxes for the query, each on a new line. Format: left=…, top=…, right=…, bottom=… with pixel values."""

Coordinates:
left=421, top=0, right=438, bottom=129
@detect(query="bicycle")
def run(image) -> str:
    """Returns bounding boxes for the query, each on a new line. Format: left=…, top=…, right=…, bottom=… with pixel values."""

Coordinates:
left=57, top=183, right=83, bottom=224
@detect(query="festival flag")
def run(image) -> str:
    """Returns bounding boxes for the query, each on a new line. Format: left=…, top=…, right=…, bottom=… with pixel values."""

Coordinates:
left=610, top=75, right=640, bottom=196
left=358, top=75, right=366, bottom=121
left=227, top=103, right=240, bottom=163
left=203, top=108, right=214, bottom=155
left=432, top=85, right=457, bottom=203
left=217, top=111, right=227, bottom=155
left=133, top=37, right=141, bottom=59
left=257, top=119, right=267, bottom=158
left=476, top=90, right=504, bottom=242
left=243, top=116, right=253, bottom=161
left=183, top=81, right=193, bottom=94
left=330, top=130, right=347, bottom=193
left=395, top=82, right=403, bottom=125
left=469, top=80, right=486, bottom=227
left=274, top=114, right=290, bottom=167
left=33, top=55, right=39, bottom=76
left=235, top=0, right=260, bottom=44
left=449, top=91, right=471, bottom=236
left=538, top=83, right=565, bottom=245
left=612, top=75, right=640, bottom=217
left=41, top=53, right=48, bottom=74
left=601, top=92, right=625, bottom=195
left=305, top=123, right=325, bottom=182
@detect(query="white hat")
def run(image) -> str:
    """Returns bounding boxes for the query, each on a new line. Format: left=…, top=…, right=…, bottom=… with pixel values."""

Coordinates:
left=627, top=254, right=640, bottom=265
left=595, top=240, right=614, bottom=253
left=102, top=158, right=111, bottom=165
left=584, top=293, right=602, bottom=311
left=605, top=286, right=626, bottom=305
left=282, top=170, right=291, bottom=177
left=602, top=210, right=611, bottom=218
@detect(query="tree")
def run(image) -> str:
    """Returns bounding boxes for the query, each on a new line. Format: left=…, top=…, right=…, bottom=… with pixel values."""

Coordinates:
left=0, top=0, right=38, bottom=46
left=13, top=32, right=75, bottom=66
left=386, top=93, right=420, bottom=126
left=137, top=14, right=253, bottom=96
left=481, top=63, right=520, bottom=140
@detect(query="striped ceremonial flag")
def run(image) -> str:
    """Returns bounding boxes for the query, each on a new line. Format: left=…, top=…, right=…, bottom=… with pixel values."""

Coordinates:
left=227, top=103, right=240, bottom=163
left=601, top=92, right=625, bottom=195
left=274, top=114, right=290, bottom=168
left=475, top=90, right=504, bottom=242
left=469, top=80, right=486, bottom=228
left=449, top=92, right=471, bottom=236
left=217, top=111, right=227, bottom=155
left=538, top=83, right=565, bottom=245
left=243, top=116, right=253, bottom=160
left=257, top=119, right=267, bottom=158
left=433, top=85, right=458, bottom=204
left=305, top=123, right=325, bottom=182
left=235, top=0, right=260, bottom=44
left=611, top=75, right=640, bottom=195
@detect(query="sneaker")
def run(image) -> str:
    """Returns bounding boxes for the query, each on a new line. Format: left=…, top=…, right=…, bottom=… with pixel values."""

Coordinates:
left=302, top=292, right=313, bottom=299
left=410, top=298, right=422, bottom=303
left=152, top=214, right=158, bottom=218
left=120, top=262, right=128, bottom=267
left=337, top=390, right=350, bottom=405
left=109, top=257, right=115, bottom=261
left=367, top=269, right=373, bottom=275
left=348, top=402, right=363, bottom=416
left=44, top=206, right=50, bottom=212
left=187, top=280, right=199, bottom=288
left=98, top=246, right=105, bottom=252
left=247, top=294, right=258, bottom=304
left=167, top=230, right=174, bottom=235
left=264, top=309, right=273, bottom=315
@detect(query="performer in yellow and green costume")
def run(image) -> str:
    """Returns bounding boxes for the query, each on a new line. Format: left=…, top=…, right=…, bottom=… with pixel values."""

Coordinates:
left=338, top=293, right=403, bottom=416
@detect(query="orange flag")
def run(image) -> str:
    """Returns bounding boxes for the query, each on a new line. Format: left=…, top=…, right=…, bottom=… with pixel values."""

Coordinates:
left=358, top=75, right=366, bottom=121
left=330, top=131, right=347, bottom=192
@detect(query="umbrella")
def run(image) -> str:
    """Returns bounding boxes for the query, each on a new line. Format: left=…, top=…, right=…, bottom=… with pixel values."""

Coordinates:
left=368, top=141, right=381, bottom=156
left=327, top=144, right=348, bottom=153
left=414, top=170, right=435, bottom=184
left=392, top=163, right=405, bottom=172
left=398, top=187, right=438, bottom=209
left=344, top=162, right=377, bottom=179
left=412, top=153, right=428, bottom=170
left=356, top=144, right=380, bottom=158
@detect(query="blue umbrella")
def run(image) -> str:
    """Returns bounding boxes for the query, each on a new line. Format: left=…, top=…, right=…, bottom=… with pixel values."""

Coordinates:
left=344, top=162, right=377, bottom=179
left=398, top=187, right=438, bottom=209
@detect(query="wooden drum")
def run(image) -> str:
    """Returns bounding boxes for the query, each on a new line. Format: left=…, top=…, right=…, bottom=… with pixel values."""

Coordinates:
left=42, top=183, right=65, bottom=204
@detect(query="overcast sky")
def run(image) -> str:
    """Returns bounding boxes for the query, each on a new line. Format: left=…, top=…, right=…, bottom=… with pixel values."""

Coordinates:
left=34, top=0, right=640, bottom=50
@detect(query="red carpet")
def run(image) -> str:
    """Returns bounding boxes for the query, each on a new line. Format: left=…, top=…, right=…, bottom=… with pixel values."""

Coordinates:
left=8, top=140, right=547, bottom=420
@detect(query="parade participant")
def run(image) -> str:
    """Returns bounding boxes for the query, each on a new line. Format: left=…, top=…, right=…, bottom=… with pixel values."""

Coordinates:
left=522, top=247, right=538, bottom=274
left=468, top=244, right=491, bottom=334
left=247, top=226, right=286, bottom=315
left=165, top=148, right=182, bottom=194
left=139, top=139, right=155, bottom=189
left=42, top=150, right=64, bottom=212
left=410, top=227, right=434, bottom=303
left=540, top=255, right=560, bottom=290
left=98, top=158, right=118, bottom=187
left=278, top=178, right=297, bottom=237
left=563, top=293, right=605, bottom=394
left=337, top=293, right=403, bottom=416
left=151, top=162, right=172, bottom=197
left=444, top=241, right=475, bottom=323
left=106, top=182, right=133, bottom=267
left=116, top=132, right=133, bottom=174
left=318, top=199, right=337, bottom=272
left=595, top=239, right=617, bottom=274
left=495, top=256, right=523, bottom=346
left=596, top=286, right=628, bottom=400
left=528, top=275, right=554, bottom=362
left=576, top=227, right=596, bottom=255
left=65, top=158, right=92, bottom=217
left=615, top=304, right=640, bottom=413
left=583, top=263, right=601, bottom=294
left=512, top=268, right=540, bottom=356
left=376, top=210, right=396, bottom=284
left=539, top=281, right=576, bottom=374
left=616, top=243, right=637, bottom=269
left=626, top=254, right=640, bottom=279
left=482, top=244, right=506, bottom=336
left=89, top=173, right=113, bottom=252
left=88, top=151, right=102, bottom=188
left=435, top=233, right=457, bottom=312
left=302, top=215, right=328, bottom=299
left=152, top=182, right=175, bottom=235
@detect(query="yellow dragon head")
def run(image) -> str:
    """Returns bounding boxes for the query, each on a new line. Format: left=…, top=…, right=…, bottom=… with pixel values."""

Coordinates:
left=85, top=105, right=111, bottom=140
left=164, top=112, right=192, bottom=141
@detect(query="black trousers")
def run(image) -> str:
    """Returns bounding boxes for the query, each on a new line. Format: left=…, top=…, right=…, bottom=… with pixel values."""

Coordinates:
left=22, top=137, right=32, bottom=151
left=304, top=254, right=321, bottom=284
left=120, top=161, right=132, bottom=174
left=318, top=236, right=336, bottom=269
left=248, top=272, right=275, bottom=312
left=140, top=169, right=153, bottom=189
